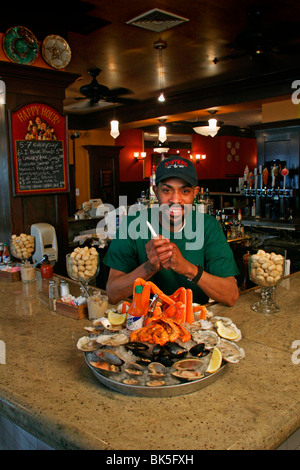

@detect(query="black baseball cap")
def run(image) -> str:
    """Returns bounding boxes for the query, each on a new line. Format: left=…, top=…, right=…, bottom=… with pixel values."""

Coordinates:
left=155, top=157, right=198, bottom=186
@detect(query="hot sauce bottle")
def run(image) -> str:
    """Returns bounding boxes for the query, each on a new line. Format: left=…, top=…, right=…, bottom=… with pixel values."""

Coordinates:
left=126, top=285, right=144, bottom=331
left=40, top=255, right=53, bottom=279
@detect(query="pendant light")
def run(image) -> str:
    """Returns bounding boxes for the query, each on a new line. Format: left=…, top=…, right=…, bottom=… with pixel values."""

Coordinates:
left=110, top=119, right=119, bottom=139
left=193, top=110, right=221, bottom=138
left=153, top=119, right=169, bottom=153
left=110, top=104, right=120, bottom=139
left=154, top=39, right=167, bottom=103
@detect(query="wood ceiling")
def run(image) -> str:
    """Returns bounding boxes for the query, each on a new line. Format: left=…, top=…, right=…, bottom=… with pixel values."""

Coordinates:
left=2, top=0, right=300, bottom=132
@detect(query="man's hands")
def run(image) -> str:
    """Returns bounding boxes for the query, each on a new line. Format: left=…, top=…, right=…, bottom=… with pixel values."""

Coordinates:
left=145, top=236, right=173, bottom=272
left=145, top=236, right=192, bottom=276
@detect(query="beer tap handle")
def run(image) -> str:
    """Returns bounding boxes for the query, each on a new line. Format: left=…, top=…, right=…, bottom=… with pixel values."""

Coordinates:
left=281, top=166, right=289, bottom=191
left=254, top=168, right=258, bottom=190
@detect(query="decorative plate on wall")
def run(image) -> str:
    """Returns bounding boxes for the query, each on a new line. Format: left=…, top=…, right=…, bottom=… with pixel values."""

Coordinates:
left=3, top=26, right=39, bottom=65
left=42, top=35, right=72, bottom=69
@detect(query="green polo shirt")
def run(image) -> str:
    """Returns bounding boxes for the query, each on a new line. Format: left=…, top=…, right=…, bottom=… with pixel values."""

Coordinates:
left=104, top=207, right=239, bottom=304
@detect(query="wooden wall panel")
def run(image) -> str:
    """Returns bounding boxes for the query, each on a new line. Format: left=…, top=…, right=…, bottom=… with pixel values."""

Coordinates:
left=0, top=62, right=79, bottom=276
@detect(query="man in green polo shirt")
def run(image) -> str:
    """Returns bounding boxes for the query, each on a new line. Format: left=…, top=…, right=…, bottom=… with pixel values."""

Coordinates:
left=104, top=156, right=239, bottom=307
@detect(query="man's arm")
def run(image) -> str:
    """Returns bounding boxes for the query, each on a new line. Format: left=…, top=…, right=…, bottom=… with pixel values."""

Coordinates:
left=162, top=243, right=239, bottom=307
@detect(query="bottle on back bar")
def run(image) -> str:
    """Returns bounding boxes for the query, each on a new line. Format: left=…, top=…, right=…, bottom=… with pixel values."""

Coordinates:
left=2, top=243, right=10, bottom=264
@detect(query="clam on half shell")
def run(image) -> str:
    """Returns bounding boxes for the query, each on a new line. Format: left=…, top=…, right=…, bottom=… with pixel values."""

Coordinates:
left=172, top=369, right=204, bottom=381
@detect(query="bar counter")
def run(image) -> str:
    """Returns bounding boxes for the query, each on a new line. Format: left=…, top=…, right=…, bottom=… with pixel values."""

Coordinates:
left=0, top=271, right=299, bottom=450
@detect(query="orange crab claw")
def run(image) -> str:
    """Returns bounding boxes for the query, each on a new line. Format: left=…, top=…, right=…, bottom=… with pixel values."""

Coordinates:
left=185, top=289, right=194, bottom=324
left=174, top=301, right=186, bottom=324
left=146, top=281, right=175, bottom=306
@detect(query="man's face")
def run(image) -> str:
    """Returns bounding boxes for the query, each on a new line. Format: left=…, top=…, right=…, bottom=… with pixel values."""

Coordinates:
left=154, top=178, right=199, bottom=230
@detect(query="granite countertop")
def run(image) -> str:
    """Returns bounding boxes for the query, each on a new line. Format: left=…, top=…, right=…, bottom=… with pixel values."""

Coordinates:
left=0, top=272, right=299, bottom=450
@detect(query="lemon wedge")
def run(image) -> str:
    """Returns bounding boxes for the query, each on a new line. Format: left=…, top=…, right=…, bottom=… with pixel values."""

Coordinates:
left=215, top=320, right=240, bottom=341
left=107, top=311, right=127, bottom=326
left=206, top=347, right=222, bottom=374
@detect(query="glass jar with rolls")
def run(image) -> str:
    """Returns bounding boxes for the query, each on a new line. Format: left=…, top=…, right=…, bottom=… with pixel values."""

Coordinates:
left=66, top=246, right=100, bottom=297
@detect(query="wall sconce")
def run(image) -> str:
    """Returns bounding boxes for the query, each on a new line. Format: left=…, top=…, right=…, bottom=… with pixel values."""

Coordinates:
left=134, top=152, right=147, bottom=161
left=195, top=154, right=207, bottom=163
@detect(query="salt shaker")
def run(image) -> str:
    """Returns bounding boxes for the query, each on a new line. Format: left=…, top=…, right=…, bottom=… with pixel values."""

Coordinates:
left=49, top=280, right=59, bottom=311
left=60, top=279, right=70, bottom=297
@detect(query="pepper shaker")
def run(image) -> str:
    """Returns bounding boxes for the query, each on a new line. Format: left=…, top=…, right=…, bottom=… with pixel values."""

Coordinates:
left=49, top=280, right=59, bottom=311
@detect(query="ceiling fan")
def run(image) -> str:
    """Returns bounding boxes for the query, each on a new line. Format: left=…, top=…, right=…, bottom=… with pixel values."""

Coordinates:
left=64, top=67, right=138, bottom=111
left=213, top=6, right=300, bottom=64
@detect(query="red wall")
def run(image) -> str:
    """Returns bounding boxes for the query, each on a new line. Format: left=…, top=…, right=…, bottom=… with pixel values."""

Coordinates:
left=116, top=129, right=145, bottom=182
left=192, top=134, right=257, bottom=180
left=116, top=130, right=257, bottom=182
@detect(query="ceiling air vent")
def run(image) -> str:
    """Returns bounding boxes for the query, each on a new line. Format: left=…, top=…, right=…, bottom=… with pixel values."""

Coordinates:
left=126, top=9, right=189, bottom=33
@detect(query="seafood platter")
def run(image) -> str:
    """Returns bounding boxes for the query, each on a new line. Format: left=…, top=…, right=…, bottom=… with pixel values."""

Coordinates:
left=77, top=279, right=245, bottom=397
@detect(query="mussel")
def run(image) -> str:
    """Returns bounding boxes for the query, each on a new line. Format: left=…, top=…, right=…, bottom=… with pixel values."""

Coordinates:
left=189, top=343, right=210, bottom=358
left=125, top=342, right=152, bottom=363
left=152, top=344, right=165, bottom=358
left=125, top=342, right=149, bottom=352
left=133, top=349, right=153, bottom=363
left=163, top=342, right=188, bottom=359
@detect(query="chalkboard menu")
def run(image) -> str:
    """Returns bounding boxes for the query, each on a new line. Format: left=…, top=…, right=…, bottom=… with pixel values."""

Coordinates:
left=10, top=103, right=69, bottom=195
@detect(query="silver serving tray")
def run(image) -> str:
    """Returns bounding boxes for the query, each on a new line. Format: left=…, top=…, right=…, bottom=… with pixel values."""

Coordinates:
left=84, top=352, right=227, bottom=397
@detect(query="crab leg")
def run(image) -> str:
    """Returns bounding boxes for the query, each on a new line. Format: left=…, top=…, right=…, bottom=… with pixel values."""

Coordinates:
left=177, top=323, right=191, bottom=343
left=174, top=301, right=186, bottom=323
left=179, top=288, right=186, bottom=322
left=146, top=281, right=175, bottom=306
left=121, top=301, right=131, bottom=314
left=185, top=289, right=194, bottom=324
left=169, top=287, right=185, bottom=302
left=192, top=305, right=208, bottom=320
left=163, top=303, right=177, bottom=318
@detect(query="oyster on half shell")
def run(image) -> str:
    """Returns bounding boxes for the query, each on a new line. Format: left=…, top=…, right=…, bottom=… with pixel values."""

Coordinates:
left=217, top=339, right=245, bottom=363
left=191, top=330, right=220, bottom=349
left=77, top=336, right=98, bottom=351
left=95, top=333, right=129, bottom=347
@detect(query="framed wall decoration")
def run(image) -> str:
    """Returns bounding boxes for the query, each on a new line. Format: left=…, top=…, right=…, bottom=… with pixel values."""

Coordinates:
left=10, top=103, right=69, bottom=195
